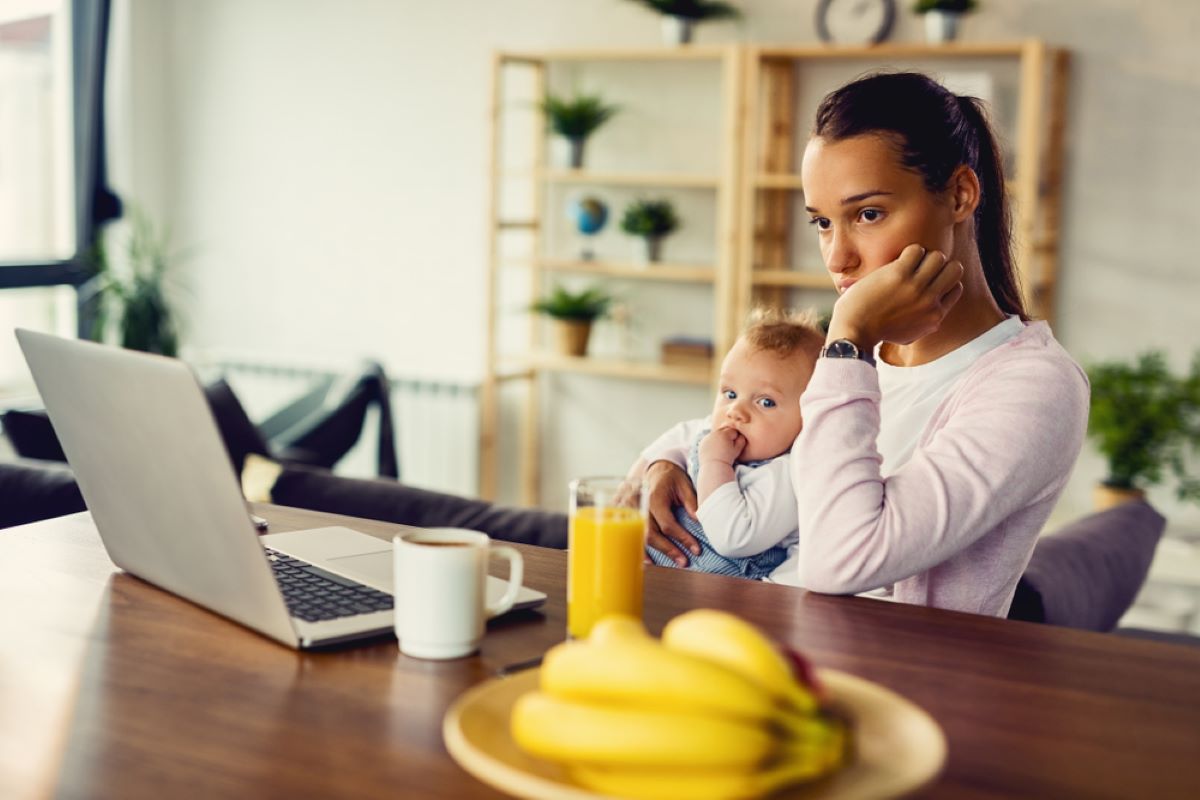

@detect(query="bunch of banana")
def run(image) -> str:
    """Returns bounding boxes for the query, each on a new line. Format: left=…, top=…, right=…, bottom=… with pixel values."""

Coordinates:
left=510, top=610, right=848, bottom=800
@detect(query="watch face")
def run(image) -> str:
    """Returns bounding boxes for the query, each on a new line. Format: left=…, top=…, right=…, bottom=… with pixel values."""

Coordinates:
left=815, top=0, right=896, bottom=45
left=825, top=339, right=859, bottom=359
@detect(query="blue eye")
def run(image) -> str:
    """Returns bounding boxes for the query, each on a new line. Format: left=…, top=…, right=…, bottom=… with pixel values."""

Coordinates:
left=722, top=389, right=737, bottom=400
left=757, top=397, right=776, bottom=409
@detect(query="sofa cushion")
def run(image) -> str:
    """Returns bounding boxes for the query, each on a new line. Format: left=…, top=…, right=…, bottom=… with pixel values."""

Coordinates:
left=1010, top=501, right=1166, bottom=631
left=1, top=409, right=66, bottom=461
left=0, top=458, right=85, bottom=529
left=270, top=464, right=568, bottom=550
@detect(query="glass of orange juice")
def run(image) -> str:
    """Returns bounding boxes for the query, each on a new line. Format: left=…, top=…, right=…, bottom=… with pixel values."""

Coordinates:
left=567, top=476, right=646, bottom=639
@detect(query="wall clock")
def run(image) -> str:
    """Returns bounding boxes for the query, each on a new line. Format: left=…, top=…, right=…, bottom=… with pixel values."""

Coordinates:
left=815, top=0, right=897, bottom=46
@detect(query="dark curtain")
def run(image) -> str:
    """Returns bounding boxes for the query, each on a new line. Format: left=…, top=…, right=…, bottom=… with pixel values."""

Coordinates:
left=73, top=0, right=123, bottom=336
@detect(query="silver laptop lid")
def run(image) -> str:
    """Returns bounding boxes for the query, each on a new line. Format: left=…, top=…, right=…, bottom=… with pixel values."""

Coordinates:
left=16, top=330, right=297, bottom=647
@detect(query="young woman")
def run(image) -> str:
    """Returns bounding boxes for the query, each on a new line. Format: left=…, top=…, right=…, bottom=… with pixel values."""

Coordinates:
left=641, top=72, right=1089, bottom=616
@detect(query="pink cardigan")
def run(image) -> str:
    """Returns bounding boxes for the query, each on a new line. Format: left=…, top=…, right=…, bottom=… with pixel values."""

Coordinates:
left=791, top=321, right=1089, bottom=616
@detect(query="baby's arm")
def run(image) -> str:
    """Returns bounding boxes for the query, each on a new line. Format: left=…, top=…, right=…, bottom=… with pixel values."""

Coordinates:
left=696, top=456, right=798, bottom=559
left=696, top=427, right=745, bottom=503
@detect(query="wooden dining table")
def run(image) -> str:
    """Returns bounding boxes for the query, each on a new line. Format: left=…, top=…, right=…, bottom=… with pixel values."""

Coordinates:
left=3, top=504, right=1199, bottom=799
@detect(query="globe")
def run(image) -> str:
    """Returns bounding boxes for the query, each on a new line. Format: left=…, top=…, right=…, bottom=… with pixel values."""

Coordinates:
left=569, top=196, right=609, bottom=236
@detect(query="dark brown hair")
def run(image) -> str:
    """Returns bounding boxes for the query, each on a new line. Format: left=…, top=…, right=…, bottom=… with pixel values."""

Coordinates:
left=743, top=308, right=825, bottom=361
left=813, top=72, right=1028, bottom=319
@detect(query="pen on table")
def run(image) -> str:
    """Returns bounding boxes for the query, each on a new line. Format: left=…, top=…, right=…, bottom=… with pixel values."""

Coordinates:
left=495, top=655, right=544, bottom=677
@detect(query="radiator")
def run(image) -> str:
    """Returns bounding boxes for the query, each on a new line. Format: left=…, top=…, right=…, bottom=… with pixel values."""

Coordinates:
left=212, top=357, right=480, bottom=498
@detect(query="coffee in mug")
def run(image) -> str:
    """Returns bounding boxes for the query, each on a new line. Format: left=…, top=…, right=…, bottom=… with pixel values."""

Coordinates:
left=392, top=528, right=523, bottom=659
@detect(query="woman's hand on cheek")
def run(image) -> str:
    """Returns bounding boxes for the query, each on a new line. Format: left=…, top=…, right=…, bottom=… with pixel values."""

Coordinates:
left=827, top=244, right=964, bottom=348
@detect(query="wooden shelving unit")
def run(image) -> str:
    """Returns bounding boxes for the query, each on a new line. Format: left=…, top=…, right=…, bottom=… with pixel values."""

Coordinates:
left=505, top=258, right=718, bottom=283
left=481, top=42, right=1069, bottom=505
left=736, top=41, right=1070, bottom=323
left=481, top=46, right=743, bottom=504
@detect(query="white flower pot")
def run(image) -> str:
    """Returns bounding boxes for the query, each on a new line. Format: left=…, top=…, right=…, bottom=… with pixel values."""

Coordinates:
left=924, top=11, right=961, bottom=44
left=661, top=16, right=694, bottom=46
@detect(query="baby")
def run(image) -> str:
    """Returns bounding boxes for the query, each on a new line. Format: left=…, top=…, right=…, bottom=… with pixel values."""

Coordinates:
left=633, top=309, right=824, bottom=580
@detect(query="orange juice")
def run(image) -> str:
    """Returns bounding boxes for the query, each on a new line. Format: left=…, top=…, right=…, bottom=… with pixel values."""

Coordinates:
left=567, top=506, right=645, bottom=639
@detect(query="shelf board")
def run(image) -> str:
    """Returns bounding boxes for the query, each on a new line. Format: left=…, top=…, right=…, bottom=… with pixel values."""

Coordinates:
left=537, top=169, right=721, bottom=189
left=755, top=173, right=805, bottom=190
left=507, top=353, right=713, bottom=385
left=752, top=271, right=833, bottom=289
left=754, top=41, right=1036, bottom=60
left=499, top=46, right=732, bottom=64
left=511, top=258, right=717, bottom=282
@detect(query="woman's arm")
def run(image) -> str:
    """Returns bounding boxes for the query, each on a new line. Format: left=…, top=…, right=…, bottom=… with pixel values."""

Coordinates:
left=697, top=456, right=798, bottom=559
left=792, top=352, right=1088, bottom=594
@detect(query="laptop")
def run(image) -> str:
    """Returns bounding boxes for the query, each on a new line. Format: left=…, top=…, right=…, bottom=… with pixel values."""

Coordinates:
left=16, top=330, right=545, bottom=649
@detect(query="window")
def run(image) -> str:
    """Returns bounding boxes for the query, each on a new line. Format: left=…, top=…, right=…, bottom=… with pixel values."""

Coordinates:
left=0, top=0, right=116, bottom=399
left=0, top=2, right=75, bottom=264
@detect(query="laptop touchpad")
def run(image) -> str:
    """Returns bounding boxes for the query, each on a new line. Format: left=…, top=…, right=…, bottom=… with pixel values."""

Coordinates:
left=326, top=552, right=394, bottom=591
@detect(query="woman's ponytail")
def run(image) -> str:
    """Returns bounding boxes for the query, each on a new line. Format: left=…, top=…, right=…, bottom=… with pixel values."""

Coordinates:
left=956, top=96, right=1028, bottom=320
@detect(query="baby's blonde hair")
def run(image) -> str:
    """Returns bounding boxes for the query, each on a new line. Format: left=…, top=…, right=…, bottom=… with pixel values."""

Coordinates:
left=741, top=308, right=826, bottom=362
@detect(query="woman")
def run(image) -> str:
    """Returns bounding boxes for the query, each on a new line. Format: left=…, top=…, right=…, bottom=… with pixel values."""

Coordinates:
left=641, top=72, right=1088, bottom=617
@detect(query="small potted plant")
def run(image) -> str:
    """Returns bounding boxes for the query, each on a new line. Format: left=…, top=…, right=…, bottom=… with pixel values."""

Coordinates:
left=912, top=0, right=978, bottom=44
left=81, top=207, right=182, bottom=356
left=626, top=0, right=741, bottom=46
left=1087, top=351, right=1200, bottom=509
left=531, top=285, right=613, bottom=357
left=540, top=91, right=619, bottom=170
left=620, top=198, right=679, bottom=264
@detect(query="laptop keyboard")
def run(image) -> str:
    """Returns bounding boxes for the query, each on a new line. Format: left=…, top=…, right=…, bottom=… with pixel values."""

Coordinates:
left=266, top=548, right=394, bottom=622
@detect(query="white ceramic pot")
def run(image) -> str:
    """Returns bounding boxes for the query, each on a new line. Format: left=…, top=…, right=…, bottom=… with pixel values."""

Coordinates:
left=661, top=16, right=693, bottom=46
left=924, top=11, right=960, bottom=44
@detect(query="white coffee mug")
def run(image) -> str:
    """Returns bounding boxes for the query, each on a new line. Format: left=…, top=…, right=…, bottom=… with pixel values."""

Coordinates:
left=392, top=528, right=524, bottom=660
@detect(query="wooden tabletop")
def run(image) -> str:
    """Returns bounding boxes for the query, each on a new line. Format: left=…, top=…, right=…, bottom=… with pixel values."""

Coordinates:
left=3, top=505, right=1199, bottom=799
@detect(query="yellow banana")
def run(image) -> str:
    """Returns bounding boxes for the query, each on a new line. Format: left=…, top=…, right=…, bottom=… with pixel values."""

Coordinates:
left=661, top=609, right=816, bottom=715
left=569, top=754, right=833, bottom=800
left=540, top=635, right=780, bottom=725
left=511, top=690, right=776, bottom=769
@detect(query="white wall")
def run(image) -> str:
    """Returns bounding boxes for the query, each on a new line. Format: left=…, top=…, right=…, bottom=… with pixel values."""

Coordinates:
left=111, top=0, right=1200, bottom=521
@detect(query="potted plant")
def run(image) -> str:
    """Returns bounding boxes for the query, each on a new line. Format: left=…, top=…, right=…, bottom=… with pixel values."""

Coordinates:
left=531, top=285, right=613, bottom=357
left=912, top=0, right=978, bottom=44
left=620, top=198, right=679, bottom=264
left=1087, top=351, right=1200, bottom=509
left=626, top=0, right=741, bottom=45
left=82, top=208, right=182, bottom=356
left=540, top=91, right=619, bottom=170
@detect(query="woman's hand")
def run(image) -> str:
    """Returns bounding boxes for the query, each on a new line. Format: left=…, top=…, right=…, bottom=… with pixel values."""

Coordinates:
left=642, top=460, right=700, bottom=567
left=827, top=244, right=965, bottom=349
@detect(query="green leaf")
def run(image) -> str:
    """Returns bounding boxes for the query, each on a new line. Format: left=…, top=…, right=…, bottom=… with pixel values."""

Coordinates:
left=1086, top=350, right=1200, bottom=507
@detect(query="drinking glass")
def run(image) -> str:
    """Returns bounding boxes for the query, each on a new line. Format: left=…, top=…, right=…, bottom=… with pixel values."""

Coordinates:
left=567, top=476, right=646, bottom=639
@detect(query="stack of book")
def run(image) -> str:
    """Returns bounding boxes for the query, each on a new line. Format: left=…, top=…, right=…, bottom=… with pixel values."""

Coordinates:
left=660, top=336, right=714, bottom=366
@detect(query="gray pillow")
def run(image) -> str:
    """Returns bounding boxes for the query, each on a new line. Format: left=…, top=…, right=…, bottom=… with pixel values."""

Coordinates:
left=1011, top=501, right=1165, bottom=631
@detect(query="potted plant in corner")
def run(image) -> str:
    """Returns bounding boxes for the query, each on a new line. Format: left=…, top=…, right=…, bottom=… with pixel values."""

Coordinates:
left=1087, top=351, right=1200, bottom=510
left=540, top=91, right=619, bottom=170
left=621, top=197, right=679, bottom=264
left=531, top=285, right=613, bottom=357
left=626, top=0, right=742, bottom=46
left=81, top=207, right=182, bottom=356
left=912, top=0, right=978, bottom=44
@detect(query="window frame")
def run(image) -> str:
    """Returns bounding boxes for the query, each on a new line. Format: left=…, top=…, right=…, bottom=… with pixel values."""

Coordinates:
left=0, top=0, right=117, bottom=322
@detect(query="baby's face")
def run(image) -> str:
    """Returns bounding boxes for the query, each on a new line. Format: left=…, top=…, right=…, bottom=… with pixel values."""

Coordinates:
left=710, top=339, right=814, bottom=462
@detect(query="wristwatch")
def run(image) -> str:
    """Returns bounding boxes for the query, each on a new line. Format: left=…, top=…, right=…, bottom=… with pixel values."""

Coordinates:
left=821, top=338, right=876, bottom=367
